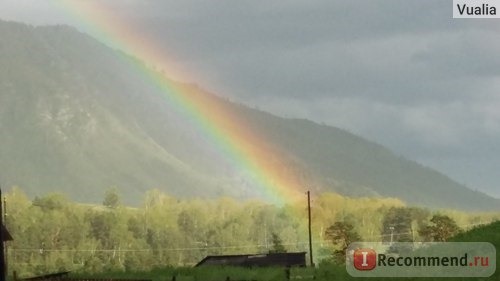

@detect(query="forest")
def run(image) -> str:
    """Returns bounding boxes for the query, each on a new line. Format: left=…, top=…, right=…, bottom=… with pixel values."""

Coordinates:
left=3, top=187, right=499, bottom=277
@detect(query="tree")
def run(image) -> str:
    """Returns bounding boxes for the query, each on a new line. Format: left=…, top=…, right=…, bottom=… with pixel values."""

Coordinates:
left=103, top=187, right=121, bottom=208
left=32, top=193, right=67, bottom=211
left=269, top=233, right=286, bottom=253
left=419, top=215, right=460, bottom=242
left=382, top=207, right=414, bottom=242
left=325, top=221, right=361, bottom=263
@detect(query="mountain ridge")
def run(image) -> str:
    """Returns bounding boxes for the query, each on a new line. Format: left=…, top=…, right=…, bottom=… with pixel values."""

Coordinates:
left=0, top=20, right=498, bottom=211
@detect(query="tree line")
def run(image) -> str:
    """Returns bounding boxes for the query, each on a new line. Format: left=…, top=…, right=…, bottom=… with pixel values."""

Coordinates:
left=3, top=187, right=498, bottom=276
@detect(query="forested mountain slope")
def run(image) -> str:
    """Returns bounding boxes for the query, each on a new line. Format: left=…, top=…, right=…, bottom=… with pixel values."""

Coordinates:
left=0, top=20, right=498, bottom=210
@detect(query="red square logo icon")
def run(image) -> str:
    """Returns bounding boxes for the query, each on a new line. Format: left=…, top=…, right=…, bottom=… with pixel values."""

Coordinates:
left=353, top=248, right=377, bottom=271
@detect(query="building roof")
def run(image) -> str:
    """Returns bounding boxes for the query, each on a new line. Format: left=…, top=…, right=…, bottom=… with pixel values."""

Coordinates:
left=195, top=252, right=306, bottom=268
left=22, top=271, right=70, bottom=281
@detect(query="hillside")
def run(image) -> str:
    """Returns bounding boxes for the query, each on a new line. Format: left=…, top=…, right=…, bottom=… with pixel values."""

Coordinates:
left=0, top=20, right=498, bottom=210
left=450, top=220, right=499, bottom=280
left=450, top=220, right=500, bottom=245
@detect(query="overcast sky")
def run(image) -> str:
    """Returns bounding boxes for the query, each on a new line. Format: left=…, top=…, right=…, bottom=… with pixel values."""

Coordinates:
left=1, top=0, right=499, bottom=198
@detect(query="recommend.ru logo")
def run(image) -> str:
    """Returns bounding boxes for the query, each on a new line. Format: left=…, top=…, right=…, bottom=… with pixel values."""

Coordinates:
left=346, top=242, right=496, bottom=277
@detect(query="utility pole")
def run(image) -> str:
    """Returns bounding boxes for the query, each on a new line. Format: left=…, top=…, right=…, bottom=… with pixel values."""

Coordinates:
left=0, top=187, right=5, bottom=281
left=307, top=191, right=314, bottom=267
left=3, top=197, right=6, bottom=278
left=264, top=222, right=268, bottom=250
left=389, top=226, right=395, bottom=244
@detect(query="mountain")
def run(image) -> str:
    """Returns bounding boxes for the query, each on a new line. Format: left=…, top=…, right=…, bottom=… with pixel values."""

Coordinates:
left=0, top=20, right=498, bottom=211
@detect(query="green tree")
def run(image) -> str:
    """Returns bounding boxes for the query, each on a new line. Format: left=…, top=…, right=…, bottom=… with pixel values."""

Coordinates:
left=325, top=221, right=361, bottom=263
left=269, top=233, right=286, bottom=253
left=382, top=207, right=414, bottom=242
left=419, top=214, right=460, bottom=242
left=32, top=193, right=67, bottom=211
left=103, top=187, right=121, bottom=208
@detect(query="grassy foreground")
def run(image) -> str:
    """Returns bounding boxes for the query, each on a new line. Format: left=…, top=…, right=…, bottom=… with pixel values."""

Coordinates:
left=67, top=262, right=497, bottom=281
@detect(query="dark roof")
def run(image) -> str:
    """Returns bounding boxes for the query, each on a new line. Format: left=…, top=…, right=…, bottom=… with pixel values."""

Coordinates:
left=196, top=252, right=306, bottom=268
left=1, top=224, right=12, bottom=241
left=22, top=271, right=70, bottom=281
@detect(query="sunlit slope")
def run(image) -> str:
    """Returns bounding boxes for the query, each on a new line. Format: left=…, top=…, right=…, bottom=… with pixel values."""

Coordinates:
left=0, top=20, right=498, bottom=210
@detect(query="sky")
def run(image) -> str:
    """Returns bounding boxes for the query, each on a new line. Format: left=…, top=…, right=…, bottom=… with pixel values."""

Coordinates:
left=1, top=0, right=499, bottom=198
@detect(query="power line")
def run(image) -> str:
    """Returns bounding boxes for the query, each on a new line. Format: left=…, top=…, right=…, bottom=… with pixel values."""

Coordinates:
left=6, top=222, right=490, bottom=253
left=8, top=242, right=312, bottom=253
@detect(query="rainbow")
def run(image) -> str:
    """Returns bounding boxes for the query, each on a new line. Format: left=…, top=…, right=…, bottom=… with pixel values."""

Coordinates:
left=54, top=1, right=306, bottom=205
